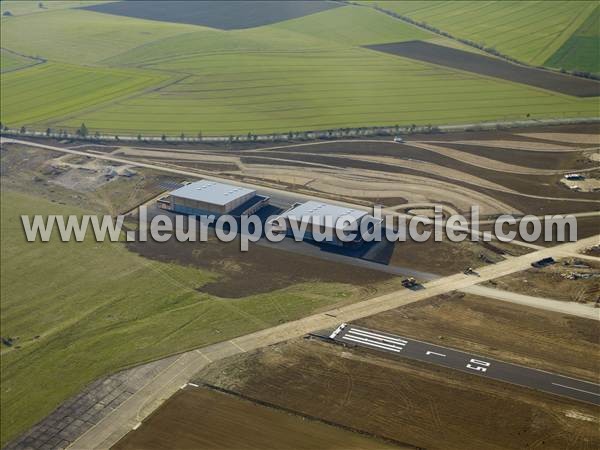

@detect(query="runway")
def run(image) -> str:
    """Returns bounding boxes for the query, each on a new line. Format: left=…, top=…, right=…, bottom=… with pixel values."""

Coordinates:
left=331, top=324, right=600, bottom=406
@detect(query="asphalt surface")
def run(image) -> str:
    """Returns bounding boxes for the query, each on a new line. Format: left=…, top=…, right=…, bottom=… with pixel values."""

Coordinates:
left=331, top=324, right=600, bottom=406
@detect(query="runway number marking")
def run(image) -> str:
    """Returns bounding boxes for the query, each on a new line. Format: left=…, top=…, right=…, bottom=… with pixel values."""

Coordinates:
left=426, top=351, right=446, bottom=357
left=466, top=358, right=491, bottom=373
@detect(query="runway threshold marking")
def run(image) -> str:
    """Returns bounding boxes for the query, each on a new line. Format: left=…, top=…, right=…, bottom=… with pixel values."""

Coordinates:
left=341, top=327, right=407, bottom=353
left=331, top=324, right=600, bottom=406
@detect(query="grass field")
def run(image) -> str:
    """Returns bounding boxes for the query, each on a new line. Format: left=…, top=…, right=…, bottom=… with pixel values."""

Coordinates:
left=1, top=2, right=598, bottom=136
left=0, top=49, right=41, bottom=73
left=0, top=189, right=378, bottom=446
left=1, top=8, right=198, bottom=64
left=366, top=1, right=598, bottom=69
left=1, top=62, right=168, bottom=128
left=56, top=48, right=599, bottom=135
left=0, top=1, right=107, bottom=17
left=545, top=6, right=600, bottom=74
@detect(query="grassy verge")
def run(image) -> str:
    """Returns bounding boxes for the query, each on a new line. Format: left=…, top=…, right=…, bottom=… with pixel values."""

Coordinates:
left=0, top=190, right=367, bottom=445
left=545, top=6, right=600, bottom=74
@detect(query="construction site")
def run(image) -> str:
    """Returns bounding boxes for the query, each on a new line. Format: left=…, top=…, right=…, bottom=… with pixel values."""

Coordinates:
left=0, top=120, right=598, bottom=450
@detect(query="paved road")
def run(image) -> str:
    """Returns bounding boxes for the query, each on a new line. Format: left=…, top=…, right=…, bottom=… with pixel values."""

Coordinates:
left=64, top=235, right=599, bottom=450
left=462, top=285, right=600, bottom=320
left=332, top=324, right=600, bottom=405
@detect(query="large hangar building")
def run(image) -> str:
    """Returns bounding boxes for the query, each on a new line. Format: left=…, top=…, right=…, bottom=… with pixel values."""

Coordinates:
left=268, top=200, right=380, bottom=246
left=159, top=180, right=269, bottom=217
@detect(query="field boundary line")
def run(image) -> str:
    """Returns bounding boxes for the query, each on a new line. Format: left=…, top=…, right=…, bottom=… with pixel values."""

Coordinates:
left=198, top=383, right=423, bottom=450
left=350, top=0, right=600, bottom=82
left=533, top=2, right=597, bottom=66
left=44, top=72, right=178, bottom=129
left=3, top=117, right=599, bottom=142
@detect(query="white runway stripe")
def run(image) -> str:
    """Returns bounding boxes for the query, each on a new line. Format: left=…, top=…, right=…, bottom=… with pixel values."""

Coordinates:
left=342, top=334, right=403, bottom=352
left=329, top=323, right=346, bottom=339
left=552, top=383, right=600, bottom=397
left=347, top=328, right=408, bottom=344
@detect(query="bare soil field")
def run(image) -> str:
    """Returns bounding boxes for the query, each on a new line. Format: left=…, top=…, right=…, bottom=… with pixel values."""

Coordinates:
left=584, top=245, right=600, bottom=257
left=82, top=0, right=341, bottom=29
left=485, top=258, right=600, bottom=304
left=125, top=207, right=530, bottom=293
left=366, top=41, right=600, bottom=97
left=479, top=215, right=600, bottom=247
left=243, top=147, right=600, bottom=214
left=113, top=386, right=402, bottom=450
left=196, top=338, right=600, bottom=450
left=405, top=123, right=600, bottom=145
left=519, top=132, right=600, bottom=145
left=437, top=142, right=597, bottom=170
left=10, top=123, right=599, bottom=221
left=125, top=229, right=396, bottom=298
left=1, top=143, right=182, bottom=215
left=36, top=125, right=598, bottom=221
left=389, top=237, right=513, bottom=276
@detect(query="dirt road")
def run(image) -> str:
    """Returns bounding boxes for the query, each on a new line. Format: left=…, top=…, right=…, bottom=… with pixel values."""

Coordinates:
left=3, top=137, right=589, bottom=252
left=462, top=285, right=600, bottom=319
left=67, top=236, right=598, bottom=450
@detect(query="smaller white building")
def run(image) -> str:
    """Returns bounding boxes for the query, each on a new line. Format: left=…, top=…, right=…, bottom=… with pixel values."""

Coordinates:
left=268, top=200, right=378, bottom=246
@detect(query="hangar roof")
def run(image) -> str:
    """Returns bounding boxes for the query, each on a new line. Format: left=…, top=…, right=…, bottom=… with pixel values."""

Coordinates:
left=276, top=201, right=368, bottom=230
left=169, top=180, right=255, bottom=206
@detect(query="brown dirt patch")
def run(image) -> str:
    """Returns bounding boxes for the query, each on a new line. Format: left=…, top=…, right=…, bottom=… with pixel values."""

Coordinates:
left=518, top=133, right=600, bottom=145
left=246, top=144, right=600, bottom=215
left=82, top=0, right=342, bottom=30
left=366, top=41, right=600, bottom=97
left=485, top=258, right=600, bottom=304
left=196, top=338, right=600, bottom=450
left=1, top=143, right=183, bottom=215
left=436, top=141, right=597, bottom=170
left=125, top=232, right=393, bottom=298
left=480, top=215, right=600, bottom=247
left=390, top=237, right=508, bottom=276
left=113, top=386, right=400, bottom=450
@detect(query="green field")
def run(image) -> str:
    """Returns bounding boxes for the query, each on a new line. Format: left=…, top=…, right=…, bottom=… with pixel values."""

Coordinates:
left=57, top=48, right=599, bottom=135
left=0, top=49, right=41, bottom=73
left=0, top=0, right=107, bottom=17
left=0, top=189, right=372, bottom=445
left=0, top=2, right=598, bottom=136
left=1, top=8, right=199, bottom=64
left=1, top=62, right=167, bottom=127
left=366, top=1, right=597, bottom=68
left=545, top=6, right=600, bottom=74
